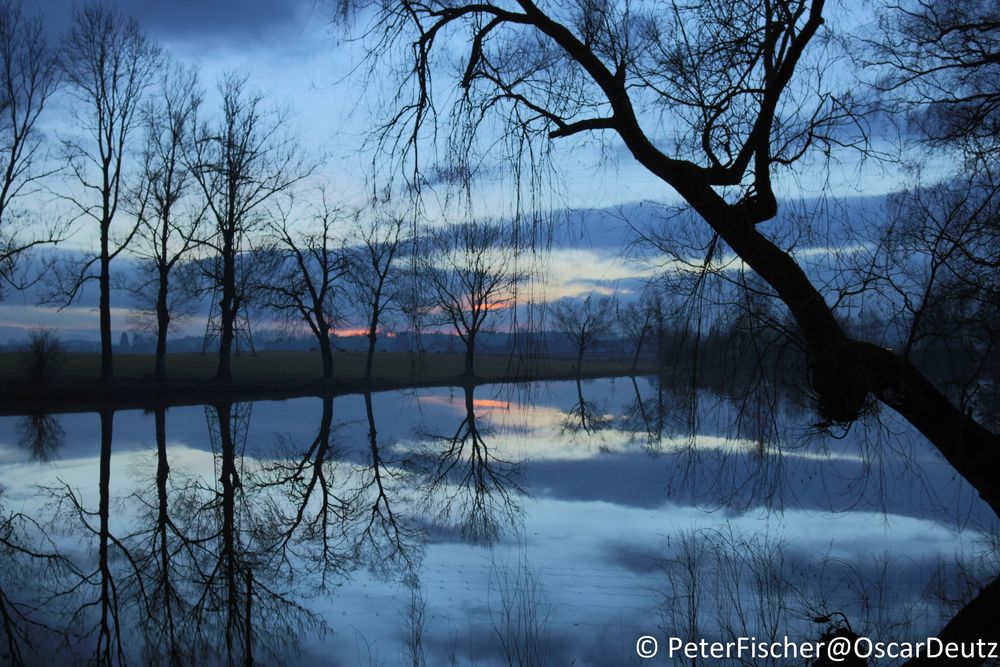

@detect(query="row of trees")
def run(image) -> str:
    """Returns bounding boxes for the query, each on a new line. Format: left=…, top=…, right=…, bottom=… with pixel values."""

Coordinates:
left=0, top=0, right=660, bottom=386
left=0, top=1, right=310, bottom=384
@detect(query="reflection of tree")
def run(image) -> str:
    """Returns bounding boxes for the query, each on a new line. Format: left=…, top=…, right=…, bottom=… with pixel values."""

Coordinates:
left=179, top=401, right=323, bottom=666
left=352, top=391, right=417, bottom=574
left=257, top=394, right=418, bottom=585
left=45, top=408, right=141, bottom=666
left=560, top=379, right=611, bottom=439
left=410, top=385, right=524, bottom=544
left=26, top=402, right=329, bottom=665
left=618, top=376, right=665, bottom=449
left=0, top=490, right=79, bottom=667
left=126, top=407, right=197, bottom=665
left=257, top=396, right=351, bottom=585
left=15, top=413, right=64, bottom=462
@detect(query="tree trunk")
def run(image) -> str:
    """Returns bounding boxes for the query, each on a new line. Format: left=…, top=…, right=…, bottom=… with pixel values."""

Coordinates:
left=214, top=402, right=241, bottom=656
left=99, top=226, right=114, bottom=384
left=631, top=329, right=646, bottom=374
left=576, top=345, right=584, bottom=375
left=614, top=130, right=1000, bottom=518
left=463, top=332, right=476, bottom=378
left=216, top=234, right=236, bottom=383
left=152, top=406, right=179, bottom=658
left=365, top=331, right=377, bottom=382
left=319, top=331, right=333, bottom=380
left=155, top=270, right=170, bottom=382
left=97, top=408, right=114, bottom=662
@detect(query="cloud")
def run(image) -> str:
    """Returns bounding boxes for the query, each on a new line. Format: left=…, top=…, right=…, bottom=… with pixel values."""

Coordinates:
left=39, top=0, right=312, bottom=43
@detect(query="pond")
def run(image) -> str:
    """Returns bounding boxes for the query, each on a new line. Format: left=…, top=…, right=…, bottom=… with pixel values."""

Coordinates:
left=0, top=377, right=996, bottom=665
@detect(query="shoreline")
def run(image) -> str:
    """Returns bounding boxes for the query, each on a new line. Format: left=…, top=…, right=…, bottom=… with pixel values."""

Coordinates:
left=0, top=351, right=658, bottom=415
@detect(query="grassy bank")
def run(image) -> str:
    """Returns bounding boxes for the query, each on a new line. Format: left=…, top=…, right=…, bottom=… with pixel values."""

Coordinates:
left=0, top=350, right=657, bottom=415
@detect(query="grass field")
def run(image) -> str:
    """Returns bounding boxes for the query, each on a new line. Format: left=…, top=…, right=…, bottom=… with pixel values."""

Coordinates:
left=0, top=349, right=655, bottom=386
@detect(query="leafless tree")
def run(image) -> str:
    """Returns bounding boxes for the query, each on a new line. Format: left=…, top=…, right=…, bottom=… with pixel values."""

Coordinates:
left=0, top=0, right=60, bottom=296
left=862, top=0, right=1000, bottom=427
left=340, top=0, right=1000, bottom=524
left=57, top=4, right=161, bottom=383
left=488, top=554, right=553, bottom=667
left=549, top=293, right=614, bottom=374
left=256, top=393, right=418, bottom=587
left=868, top=0, right=999, bottom=170
left=261, top=197, right=349, bottom=379
left=345, top=212, right=408, bottom=381
left=187, top=73, right=311, bottom=383
left=14, top=413, right=64, bottom=462
left=129, top=64, right=202, bottom=382
left=421, top=220, right=522, bottom=377
left=616, top=291, right=659, bottom=373
left=560, top=377, right=611, bottom=437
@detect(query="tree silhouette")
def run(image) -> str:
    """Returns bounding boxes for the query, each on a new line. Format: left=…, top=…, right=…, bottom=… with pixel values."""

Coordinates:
left=341, top=0, right=1000, bottom=521
left=420, top=220, right=522, bottom=377
left=188, top=74, right=310, bottom=383
left=129, top=64, right=202, bottom=383
left=0, top=0, right=60, bottom=296
left=261, top=196, right=349, bottom=380
left=57, top=4, right=161, bottom=383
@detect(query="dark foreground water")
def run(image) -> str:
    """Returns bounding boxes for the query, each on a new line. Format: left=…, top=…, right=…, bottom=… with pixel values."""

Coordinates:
left=0, top=377, right=996, bottom=665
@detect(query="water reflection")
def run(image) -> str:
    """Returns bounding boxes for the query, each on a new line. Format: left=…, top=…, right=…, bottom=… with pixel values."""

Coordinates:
left=0, top=377, right=996, bottom=665
left=560, top=379, right=612, bottom=438
left=409, top=384, right=525, bottom=545
left=15, top=413, right=64, bottom=462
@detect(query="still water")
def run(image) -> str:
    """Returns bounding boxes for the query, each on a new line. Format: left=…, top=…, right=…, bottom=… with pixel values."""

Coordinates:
left=0, top=377, right=996, bottom=665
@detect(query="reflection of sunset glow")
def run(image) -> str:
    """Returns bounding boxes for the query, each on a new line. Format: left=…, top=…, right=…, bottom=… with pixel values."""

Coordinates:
left=416, top=394, right=517, bottom=413
left=472, top=398, right=511, bottom=409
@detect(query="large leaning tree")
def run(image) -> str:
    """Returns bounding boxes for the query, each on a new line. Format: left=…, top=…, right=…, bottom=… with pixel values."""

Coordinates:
left=339, top=0, right=1000, bottom=520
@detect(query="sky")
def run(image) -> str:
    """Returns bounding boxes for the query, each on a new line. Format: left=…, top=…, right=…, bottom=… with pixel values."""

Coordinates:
left=2, top=0, right=934, bottom=342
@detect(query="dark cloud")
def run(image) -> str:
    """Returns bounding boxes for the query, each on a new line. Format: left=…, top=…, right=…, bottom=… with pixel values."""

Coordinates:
left=36, top=0, right=311, bottom=44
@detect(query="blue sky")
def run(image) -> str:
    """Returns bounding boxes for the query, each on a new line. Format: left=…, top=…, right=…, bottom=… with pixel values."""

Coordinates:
left=3, top=0, right=945, bottom=341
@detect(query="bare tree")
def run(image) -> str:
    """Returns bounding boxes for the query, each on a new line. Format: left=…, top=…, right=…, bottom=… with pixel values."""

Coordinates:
left=550, top=293, right=614, bottom=374
left=616, top=292, right=659, bottom=373
left=188, top=74, right=311, bottom=383
left=261, top=196, right=349, bottom=379
left=421, top=220, right=521, bottom=377
left=863, top=0, right=1000, bottom=426
left=0, top=0, right=59, bottom=295
left=129, top=64, right=202, bottom=382
left=57, top=4, right=161, bottom=383
left=342, top=0, right=1000, bottom=521
left=345, top=212, right=408, bottom=381
left=868, top=0, right=1000, bottom=169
